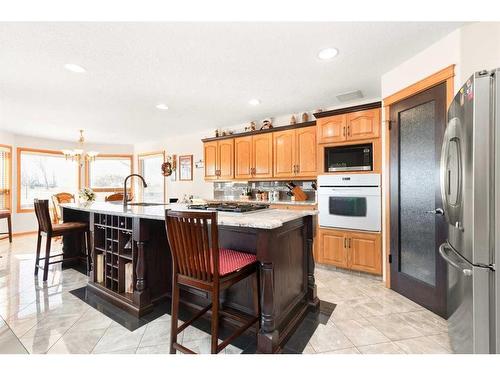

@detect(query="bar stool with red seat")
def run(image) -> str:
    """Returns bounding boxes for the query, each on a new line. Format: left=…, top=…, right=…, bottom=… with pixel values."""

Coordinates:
left=34, top=199, right=91, bottom=281
left=165, top=210, right=260, bottom=354
left=0, top=209, right=12, bottom=243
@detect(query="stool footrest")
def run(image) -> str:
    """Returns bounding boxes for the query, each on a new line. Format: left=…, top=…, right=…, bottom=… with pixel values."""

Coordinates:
left=176, top=303, right=212, bottom=334
left=172, top=342, right=196, bottom=354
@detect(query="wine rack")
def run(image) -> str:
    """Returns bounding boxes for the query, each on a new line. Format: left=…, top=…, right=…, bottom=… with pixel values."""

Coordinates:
left=93, top=213, right=135, bottom=300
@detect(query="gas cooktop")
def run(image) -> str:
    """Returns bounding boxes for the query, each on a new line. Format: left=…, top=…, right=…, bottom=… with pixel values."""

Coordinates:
left=187, top=202, right=269, bottom=213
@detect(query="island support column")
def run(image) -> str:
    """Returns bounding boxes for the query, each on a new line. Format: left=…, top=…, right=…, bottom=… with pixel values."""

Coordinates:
left=133, top=218, right=151, bottom=307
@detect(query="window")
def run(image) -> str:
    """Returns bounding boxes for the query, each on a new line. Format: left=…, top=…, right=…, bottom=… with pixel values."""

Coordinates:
left=17, top=148, right=79, bottom=212
left=0, top=145, right=12, bottom=211
left=87, top=154, right=133, bottom=198
left=138, top=152, right=165, bottom=203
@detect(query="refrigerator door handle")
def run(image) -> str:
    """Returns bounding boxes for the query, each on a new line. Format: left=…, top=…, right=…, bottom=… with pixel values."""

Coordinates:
left=439, top=242, right=473, bottom=276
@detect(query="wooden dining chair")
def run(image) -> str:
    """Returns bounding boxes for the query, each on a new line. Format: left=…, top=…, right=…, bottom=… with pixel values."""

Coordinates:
left=0, top=209, right=12, bottom=243
left=51, top=192, right=75, bottom=224
left=105, top=192, right=133, bottom=202
left=165, top=210, right=260, bottom=354
left=34, top=199, right=91, bottom=281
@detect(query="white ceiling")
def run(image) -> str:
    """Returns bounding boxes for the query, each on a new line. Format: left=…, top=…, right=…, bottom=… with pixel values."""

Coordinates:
left=0, top=22, right=463, bottom=144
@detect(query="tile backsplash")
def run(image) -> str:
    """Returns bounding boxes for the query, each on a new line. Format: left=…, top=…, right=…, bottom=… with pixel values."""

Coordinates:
left=213, top=180, right=317, bottom=202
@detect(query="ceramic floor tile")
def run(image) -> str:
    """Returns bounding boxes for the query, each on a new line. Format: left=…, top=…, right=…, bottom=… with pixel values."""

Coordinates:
left=21, top=312, right=82, bottom=338
left=427, top=333, right=453, bottom=352
left=70, top=307, right=113, bottom=332
left=328, top=299, right=367, bottom=322
left=394, top=336, right=452, bottom=354
left=47, top=328, right=107, bottom=354
left=308, top=322, right=354, bottom=353
left=139, top=319, right=172, bottom=348
left=357, top=342, right=406, bottom=354
left=301, top=343, right=316, bottom=354
left=398, top=310, right=448, bottom=335
left=319, top=347, right=361, bottom=354
left=365, top=314, right=423, bottom=340
left=136, top=344, right=170, bottom=354
left=0, top=323, right=28, bottom=354
left=19, top=332, right=62, bottom=354
left=333, top=317, right=391, bottom=347
left=92, top=324, right=146, bottom=353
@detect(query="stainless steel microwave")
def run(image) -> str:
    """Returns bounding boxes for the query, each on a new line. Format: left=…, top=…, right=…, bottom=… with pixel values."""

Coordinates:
left=324, top=143, right=373, bottom=172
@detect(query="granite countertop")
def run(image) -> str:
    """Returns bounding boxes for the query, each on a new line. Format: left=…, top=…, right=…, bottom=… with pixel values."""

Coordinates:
left=208, top=198, right=317, bottom=206
left=61, top=202, right=317, bottom=230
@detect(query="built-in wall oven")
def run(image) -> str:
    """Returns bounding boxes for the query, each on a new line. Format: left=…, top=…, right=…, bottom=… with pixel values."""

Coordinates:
left=324, top=143, right=373, bottom=172
left=318, top=174, right=381, bottom=231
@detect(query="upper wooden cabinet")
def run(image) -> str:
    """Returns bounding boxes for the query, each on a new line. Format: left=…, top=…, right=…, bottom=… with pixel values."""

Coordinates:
left=204, top=139, right=234, bottom=180
left=273, top=127, right=316, bottom=178
left=317, top=108, right=380, bottom=144
left=234, top=133, right=273, bottom=179
left=317, top=114, right=347, bottom=144
left=347, top=109, right=380, bottom=141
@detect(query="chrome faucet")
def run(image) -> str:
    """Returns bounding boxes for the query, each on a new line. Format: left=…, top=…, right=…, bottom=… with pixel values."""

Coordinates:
left=123, top=174, right=148, bottom=207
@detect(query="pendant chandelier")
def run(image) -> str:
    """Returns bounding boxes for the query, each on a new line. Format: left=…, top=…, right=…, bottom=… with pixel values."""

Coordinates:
left=62, top=129, right=99, bottom=162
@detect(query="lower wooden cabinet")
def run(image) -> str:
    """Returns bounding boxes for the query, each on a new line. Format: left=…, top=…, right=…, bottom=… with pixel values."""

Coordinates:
left=318, top=227, right=381, bottom=275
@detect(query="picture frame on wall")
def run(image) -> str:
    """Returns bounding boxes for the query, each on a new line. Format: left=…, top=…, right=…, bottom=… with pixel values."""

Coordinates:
left=178, top=154, right=193, bottom=181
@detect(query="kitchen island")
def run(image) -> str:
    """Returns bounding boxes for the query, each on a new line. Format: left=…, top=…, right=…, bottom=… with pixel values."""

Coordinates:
left=61, top=202, right=319, bottom=353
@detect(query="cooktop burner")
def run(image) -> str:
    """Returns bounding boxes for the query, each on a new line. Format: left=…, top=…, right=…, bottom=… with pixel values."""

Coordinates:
left=187, top=202, right=269, bottom=213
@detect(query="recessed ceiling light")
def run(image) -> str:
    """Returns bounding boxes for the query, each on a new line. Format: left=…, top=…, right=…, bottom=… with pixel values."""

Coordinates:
left=155, top=103, right=169, bottom=110
left=248, top=99, right=261, bottom=106
left=317, top=48, right=339, bottom=60
left=64, top=63, right=86, bottom=73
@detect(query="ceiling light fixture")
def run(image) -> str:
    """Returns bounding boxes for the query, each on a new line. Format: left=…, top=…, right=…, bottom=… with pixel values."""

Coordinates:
left=248, top=99, right=261, bottom=106
left=64, top=63, right=87, bottom=73
left=317, top=48, right=339, bottom=60
left=62, top=130, right=98, bottom=165
left=156, top=104, right=169, bottom=110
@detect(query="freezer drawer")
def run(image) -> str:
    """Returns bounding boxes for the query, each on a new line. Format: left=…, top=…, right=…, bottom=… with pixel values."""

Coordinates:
left=440, top=242, right=491, bottom=353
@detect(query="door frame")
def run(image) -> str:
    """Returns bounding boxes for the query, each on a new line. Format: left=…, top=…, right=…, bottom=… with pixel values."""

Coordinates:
left=382, top=65, right=455, bottom=288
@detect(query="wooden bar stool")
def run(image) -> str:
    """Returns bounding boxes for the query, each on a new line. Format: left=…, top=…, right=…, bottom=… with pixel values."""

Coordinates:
left=165, top=210, right=260, bottom=354
left=34, top=199, right=91, bottom=281
left=104, top=192, right=133, bottom=202
left=51, top=192, right=75, bottom=224
left=0, top=209, right=12, bottom=243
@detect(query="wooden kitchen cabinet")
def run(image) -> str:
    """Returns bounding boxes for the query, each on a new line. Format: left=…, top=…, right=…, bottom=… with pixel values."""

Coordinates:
left=234, top=133, right=273, bottom=179
left=347, top=109, right=380, bottom=141
left=319, top=228, right=348, bottom=268
left=273, top=129, right=295, bottom=178
left=234, top=136, right=253, bottom=179
left=318, top=227, right=381, bottom=275
left=273, top=127, right=317, bottom=178
left=317, top=109, right=380, bottom=144
left=204, top=139, right=234, bottom=180
left=252, top=133, right=273, bottom=178
left=317, top=114, right=347, bottom=144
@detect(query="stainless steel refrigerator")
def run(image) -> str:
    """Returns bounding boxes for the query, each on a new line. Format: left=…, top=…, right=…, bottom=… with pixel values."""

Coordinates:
left=439, top=69, right=499, bottom=354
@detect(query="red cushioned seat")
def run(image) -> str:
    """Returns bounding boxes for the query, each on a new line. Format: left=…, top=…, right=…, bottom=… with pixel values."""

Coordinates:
left=214, top=248, right=257, bottom=276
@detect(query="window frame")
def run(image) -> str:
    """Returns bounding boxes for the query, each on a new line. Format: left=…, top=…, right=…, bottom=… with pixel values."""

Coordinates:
left=85, top=153, right=134, bottom=194
left=137, top=151, right=166, bottom=202
left=0, top=144, right=13, bottom=212
left=16, top=147, right=81, bottom=213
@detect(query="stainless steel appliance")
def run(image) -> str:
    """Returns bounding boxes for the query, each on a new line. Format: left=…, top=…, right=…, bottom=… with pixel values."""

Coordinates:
left=439, top=69, right=499, bottom=354
left=318, top=174, right=381, bottom=231
left=324, top=143, right=373, bottom=172
left=187, top=202, right=269, bottom=213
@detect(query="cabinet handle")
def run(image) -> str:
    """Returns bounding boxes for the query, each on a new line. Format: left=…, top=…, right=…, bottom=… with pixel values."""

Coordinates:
left=347, top=125, right=351, bottom=137
left=296, top=164, right=300, bottom=173
left=343, top=238, right=347, bottom=248
left=348, top=238, right=351, bottom=248
left=343, top=126, right=346, bottom=137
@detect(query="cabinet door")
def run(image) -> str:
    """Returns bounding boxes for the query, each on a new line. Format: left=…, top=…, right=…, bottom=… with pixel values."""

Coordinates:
left=204, top=141, right=218, bottom=180
left=217, top=139, right=234, bottom=180
left=348, top=231, right=381, bottom=275
left=295, top=127, right=317, bottom=177
left=347, top=109, right=380, bottom=141
left=234, top=136, right=253, bottom=179
left=273, top=129, right=296, bottom=178
left=319, top=228, right=348, bottom=268
left=252, top=133, right=273, bottom=178
left=317, top=114, right=347, bottom=144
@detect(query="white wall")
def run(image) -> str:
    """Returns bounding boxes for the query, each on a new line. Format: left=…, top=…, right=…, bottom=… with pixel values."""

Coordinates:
left=0, top=130, right=133, bottom=234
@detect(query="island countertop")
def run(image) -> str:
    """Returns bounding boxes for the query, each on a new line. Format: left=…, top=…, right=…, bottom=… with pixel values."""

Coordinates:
left=61, top=202, right=317, bottom=230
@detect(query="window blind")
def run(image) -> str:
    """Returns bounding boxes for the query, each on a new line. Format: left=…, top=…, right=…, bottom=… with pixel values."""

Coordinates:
left=0, top=146, right=11, bottom=210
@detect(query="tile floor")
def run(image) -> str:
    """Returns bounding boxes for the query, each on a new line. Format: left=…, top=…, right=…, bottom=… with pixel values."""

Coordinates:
left=0, top=234, right=453, bottom=354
